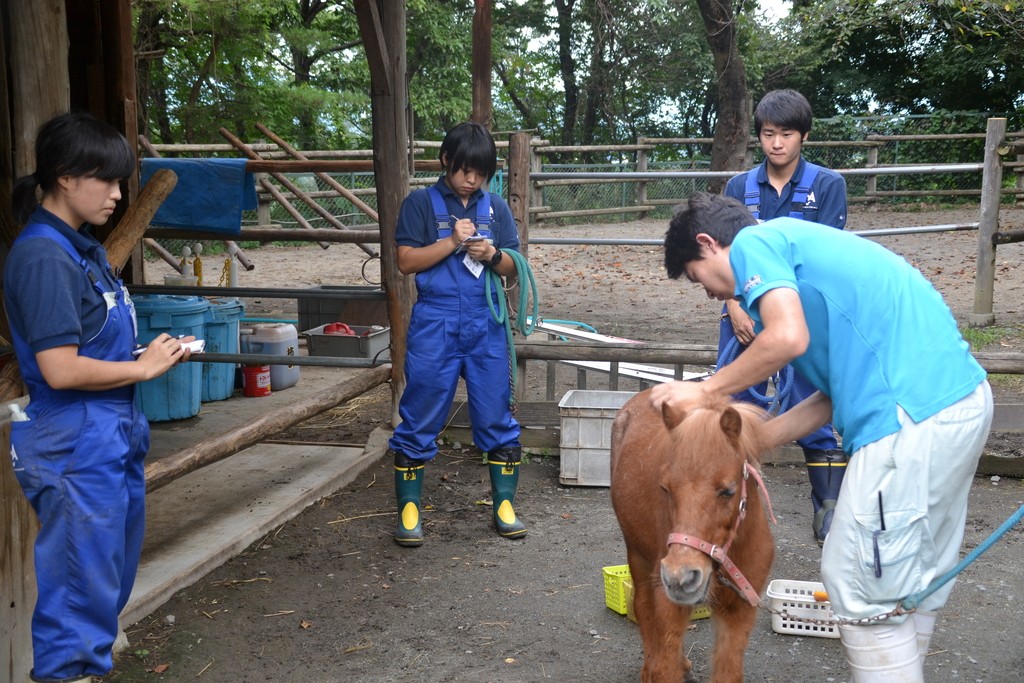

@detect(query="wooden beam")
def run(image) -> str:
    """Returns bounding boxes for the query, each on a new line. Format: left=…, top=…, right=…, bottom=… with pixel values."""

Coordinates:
left=243, top=159, right=441, bottom=173
left=9, top=0, right=69, bottom=175
left=471, top=0, right=493, bottom=128
left=104, top=168, right=178, bottom=269
left=354, top=0, right=392, bottom=96
left=144, top=365, right=392, bottom=492
left=144, top=228, right=380, bottom=243
left=255, top=123, right=380, bottom=224
left=356, top=0, right=413, bottom=426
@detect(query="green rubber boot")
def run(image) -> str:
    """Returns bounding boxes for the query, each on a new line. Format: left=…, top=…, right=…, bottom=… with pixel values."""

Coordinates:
left=393, top=450, right=425, bottom=547
left=488, top=447, right=527, bottom=539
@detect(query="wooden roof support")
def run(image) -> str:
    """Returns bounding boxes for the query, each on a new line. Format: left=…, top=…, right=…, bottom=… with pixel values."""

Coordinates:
left=354, top=0, right=414, bottom=426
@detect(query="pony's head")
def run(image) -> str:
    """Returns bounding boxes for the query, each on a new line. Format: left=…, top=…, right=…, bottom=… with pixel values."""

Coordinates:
left=656, top=395, right=770, bottom=606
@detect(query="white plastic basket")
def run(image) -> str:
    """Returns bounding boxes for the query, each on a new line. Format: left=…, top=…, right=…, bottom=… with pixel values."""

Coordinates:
left=766, top=579, right=841, bottom=639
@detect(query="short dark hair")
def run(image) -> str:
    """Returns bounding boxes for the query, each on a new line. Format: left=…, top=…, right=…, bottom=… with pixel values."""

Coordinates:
left=12, top=111, right=135, bottom=225
left=754, top=89, right=813, bottom=136
left=664, top=193, right=758, bottom=280
left=438, top=122, right=498, bottom=180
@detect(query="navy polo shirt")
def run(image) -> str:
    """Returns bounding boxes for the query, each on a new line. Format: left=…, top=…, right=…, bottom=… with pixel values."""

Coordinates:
left=395, top=177, right=519, bottom=251
left=725, top=157, right=847, bottom=229
left=4, top=207, right=119, bottom=354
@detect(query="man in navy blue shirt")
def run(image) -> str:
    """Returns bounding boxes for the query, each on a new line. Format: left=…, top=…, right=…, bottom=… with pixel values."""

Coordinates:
left=722, top=89, right=848, bottom=544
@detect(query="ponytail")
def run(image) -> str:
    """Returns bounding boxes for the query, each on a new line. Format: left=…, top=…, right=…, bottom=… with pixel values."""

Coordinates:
left=11, top=173, right=41, bottom=227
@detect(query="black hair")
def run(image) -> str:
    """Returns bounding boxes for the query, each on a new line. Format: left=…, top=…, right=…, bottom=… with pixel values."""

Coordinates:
left=753, top=89, right=813, bottom=136
left=438, top=122, right=498, bottom=180
left=11, top=111, right=136, bottom=226
left=664, top=193, right=758, bottom=280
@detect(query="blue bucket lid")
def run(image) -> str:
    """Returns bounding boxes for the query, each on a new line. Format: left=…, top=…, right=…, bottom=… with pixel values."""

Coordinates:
left=132, top=294, right=210, bottom=314
left=204, top=297, right=246, bottom=321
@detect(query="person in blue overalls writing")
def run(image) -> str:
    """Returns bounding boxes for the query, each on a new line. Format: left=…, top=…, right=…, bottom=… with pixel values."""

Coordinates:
left=388, top=122, right=527, bottom=547
left=5, top=112, right=195, bottom=683
left=722, top=89, right=849, bottom=544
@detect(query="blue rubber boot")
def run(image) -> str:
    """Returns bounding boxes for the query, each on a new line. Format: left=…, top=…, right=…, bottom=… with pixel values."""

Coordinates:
left=803, top=448, right=849, bottom=545
left=488, top=447, right=527, bottom=539
left=393, top=450, right=425, bottom=547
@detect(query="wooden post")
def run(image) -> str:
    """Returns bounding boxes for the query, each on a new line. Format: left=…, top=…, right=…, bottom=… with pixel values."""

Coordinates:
left=355, top=0, right=413, bottom=426
left=865, top=145, right=879, bottom=207
left=471, top=0, right=493, bottom=129
left=9, top=0, right=69, bottom=175
left=1017, top=151, right=1024, bottom=209
left=529, top=137, right=544, bottom=229
left=5, top=3, right=71, bottom=677
left=508, top=132, right=531, bottom=400
left=256, top=173, right=273, bottom=226
left=508, top=132, right=531, bottom=259
left=636, top=140, right=649, bottom=220
left=969, top=117, right=1006, bottom=327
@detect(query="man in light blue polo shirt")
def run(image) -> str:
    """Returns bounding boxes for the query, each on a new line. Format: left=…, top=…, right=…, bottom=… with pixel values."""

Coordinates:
left=653, top=192, right=992, bottom=683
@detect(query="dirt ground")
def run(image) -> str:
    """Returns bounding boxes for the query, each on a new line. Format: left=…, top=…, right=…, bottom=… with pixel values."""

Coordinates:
left=105, top=206, right=1024, bottom=682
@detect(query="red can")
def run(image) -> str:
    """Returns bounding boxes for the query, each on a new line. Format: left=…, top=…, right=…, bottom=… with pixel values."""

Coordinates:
left=241, top=364, right=272, bottom=397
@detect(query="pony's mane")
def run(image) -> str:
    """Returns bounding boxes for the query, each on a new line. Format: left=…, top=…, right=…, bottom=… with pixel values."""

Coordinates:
left=669, top=394, right=771, bottom=463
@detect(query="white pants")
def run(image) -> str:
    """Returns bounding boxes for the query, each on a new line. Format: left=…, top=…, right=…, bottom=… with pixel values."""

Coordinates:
left=822, top=381, right=993, bottom=621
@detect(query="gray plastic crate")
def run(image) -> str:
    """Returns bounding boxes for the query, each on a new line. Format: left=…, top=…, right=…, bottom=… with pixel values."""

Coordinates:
left=297, top=285, right=388, bottom=330
left=557, top=390, right=636, bottom=487
left=302, top=324, right=391, bottom=360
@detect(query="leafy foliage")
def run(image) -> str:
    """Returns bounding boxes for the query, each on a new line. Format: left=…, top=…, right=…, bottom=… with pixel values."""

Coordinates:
left=133, top=0, right=1023, bottom=154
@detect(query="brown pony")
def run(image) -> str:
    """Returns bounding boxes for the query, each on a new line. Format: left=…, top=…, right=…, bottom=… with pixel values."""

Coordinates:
left=610, top=390, right=775, bottom=683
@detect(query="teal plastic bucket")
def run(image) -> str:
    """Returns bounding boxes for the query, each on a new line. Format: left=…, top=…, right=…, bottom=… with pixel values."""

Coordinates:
left=202, top=297, right=245, bottom=402
left=133, top=295, right=209, bottom=421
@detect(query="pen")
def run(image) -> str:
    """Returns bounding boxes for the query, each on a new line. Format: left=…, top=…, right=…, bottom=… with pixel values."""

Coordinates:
left=873, top=491, right=885, bottom=578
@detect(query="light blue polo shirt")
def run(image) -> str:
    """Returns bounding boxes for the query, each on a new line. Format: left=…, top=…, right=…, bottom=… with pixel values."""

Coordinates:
left=730, top=218, right=986, bottom=453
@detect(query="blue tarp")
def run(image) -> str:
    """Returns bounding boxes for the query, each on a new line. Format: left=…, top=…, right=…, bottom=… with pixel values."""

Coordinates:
left=141, top=158, right=257, bottom=236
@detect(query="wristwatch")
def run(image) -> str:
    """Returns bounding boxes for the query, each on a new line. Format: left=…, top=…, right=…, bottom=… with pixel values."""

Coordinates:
left=488, top=249, right=504, bottom=268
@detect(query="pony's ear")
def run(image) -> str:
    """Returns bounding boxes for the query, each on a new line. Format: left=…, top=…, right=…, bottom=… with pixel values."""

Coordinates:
left=660, top=401, right=688, bottom=430
left=720, top=406, right=744, bottom=449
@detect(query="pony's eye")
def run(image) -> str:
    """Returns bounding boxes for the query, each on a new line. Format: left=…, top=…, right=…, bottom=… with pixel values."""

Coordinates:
left=717, top=487, right=736, bottom=499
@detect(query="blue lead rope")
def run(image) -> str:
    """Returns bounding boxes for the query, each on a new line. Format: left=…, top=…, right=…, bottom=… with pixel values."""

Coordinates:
left=716, top=335, right=795, bottom=415
left=899, top=501, right=1024, bottom=611
left=484, top=249, right=539, bottom=408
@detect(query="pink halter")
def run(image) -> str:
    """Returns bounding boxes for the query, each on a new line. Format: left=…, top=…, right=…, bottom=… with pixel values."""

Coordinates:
left=666, top=461, right=776, bottom=607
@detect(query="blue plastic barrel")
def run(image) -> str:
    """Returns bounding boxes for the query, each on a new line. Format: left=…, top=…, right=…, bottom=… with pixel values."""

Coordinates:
left=201, top=297, right=245, bottom=402
left=133, top=295, right=209, bottom=421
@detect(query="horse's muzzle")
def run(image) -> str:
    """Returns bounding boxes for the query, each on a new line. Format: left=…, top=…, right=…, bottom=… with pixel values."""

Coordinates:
left=660, top=550, right=711, bottom=605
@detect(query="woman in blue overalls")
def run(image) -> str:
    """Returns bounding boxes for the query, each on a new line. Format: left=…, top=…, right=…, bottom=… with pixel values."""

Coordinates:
left=388, top=122, right=526, bottom=547
left=5, top=112, right=191, bottom=683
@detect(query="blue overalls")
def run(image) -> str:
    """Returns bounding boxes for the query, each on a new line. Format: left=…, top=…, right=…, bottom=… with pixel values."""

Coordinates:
left=742, top=162, right=820, bottom=220
left=388, top=187, right=520, bottom=461
left=8, top=223, right=149, bottom=681
left=719, top=162, right=837, bottom=451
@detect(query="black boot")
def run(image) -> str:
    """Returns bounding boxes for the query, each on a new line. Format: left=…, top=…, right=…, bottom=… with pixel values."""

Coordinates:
left=803, top=448, right=848, bottom=545
left=393, top=450, right=425, bottom=547
left=488, top=447, right=527, bottom=539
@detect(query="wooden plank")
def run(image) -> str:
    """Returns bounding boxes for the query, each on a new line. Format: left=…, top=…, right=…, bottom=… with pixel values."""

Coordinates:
left=144, top=364, right=391, bottom=492
left=122, top=438, right=386, bottom=628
